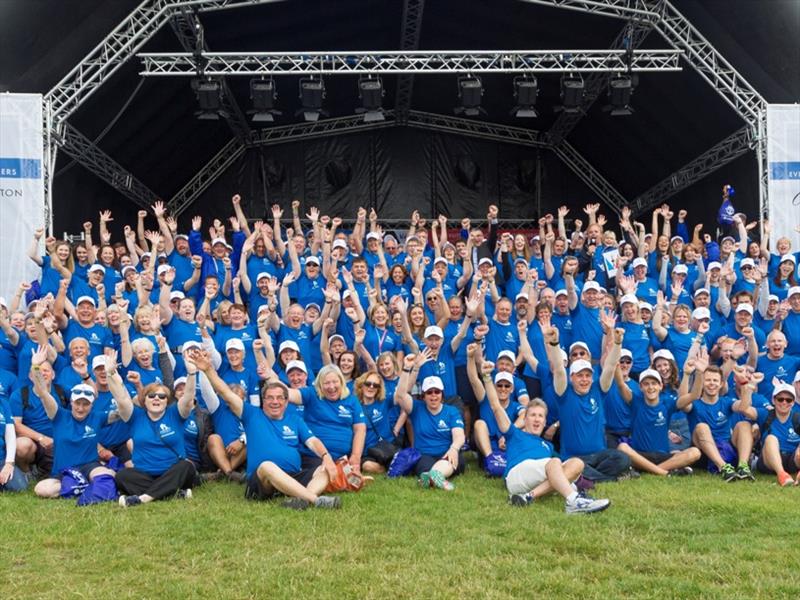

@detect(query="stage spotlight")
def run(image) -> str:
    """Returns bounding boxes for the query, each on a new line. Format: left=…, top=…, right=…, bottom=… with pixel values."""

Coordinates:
left=249, top=78, right=281, bottom=123
left=296, top=77, right=327, bottom=122
left=604, top=74, right=635, bottom=116
left=356, top=76, right=385, bottom=122
left=511, top=76, right=538, bottom=118
left=192, top=78, right=224, bottom=120
left=454, top=75, right=485, bottom=117
left=555, top=73, right=584, bottom=114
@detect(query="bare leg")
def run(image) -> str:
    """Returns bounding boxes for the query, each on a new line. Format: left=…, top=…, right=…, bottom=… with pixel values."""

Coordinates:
left=257, top=462, right=318, bottom=502
left=33, top=478, right=61, bottom=498
left=531, top=458, right=584, bottom=498
left=692, top=423, right=725, bottom=468
left=89, top=466, right=116, bottom=479
left=657, top=447, right=701, bottom=471
left=617, top=442, right=669, bottom=476
left=362, top=460, right=385, bottom=474
left=732, top=421, right=754, bottom=465
left=431, top=459, right=455, bottom=477
left=14, top=437, right=36, bottom=472
left=761, top=435, right=784, bottom=474
left=229, top=446, right=247, bottom=470
left=473, top=420, right=492, bottom=457
left=207, top=434, right=233, bottom=475
left=306, top=466, right=331, bottom=496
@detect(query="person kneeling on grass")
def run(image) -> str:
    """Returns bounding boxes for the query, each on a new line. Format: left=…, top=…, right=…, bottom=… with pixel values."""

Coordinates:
left=614, top=369, right=701, bottom=477
left=478, top=362, right=609, bottom=514
left=105, top=352, right=197, bottom=507
left=394, top=351, right=465, bottom=492
left=681, top=348, right=756, bottom=482
left=29, top=347, right=116, bottom=498
left=738, top=380, right=800, bottom=487
left=191, top=350, right=341, bottom=510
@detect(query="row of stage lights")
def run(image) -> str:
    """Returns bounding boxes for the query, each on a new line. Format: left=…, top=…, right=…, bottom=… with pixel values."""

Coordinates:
left=191, top=72, right=636, bottom=123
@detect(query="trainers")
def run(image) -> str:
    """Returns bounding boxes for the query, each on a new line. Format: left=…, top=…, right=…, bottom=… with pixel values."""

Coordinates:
left=668, top=466, right=694, bottom=477
left=720, top=463, right=737, bottom=482
left=616, top=468, right=641, bottom=482
left=226, top=470, right=246, bottom=484
left=314, top=495, right=342, bottom=509
left=565, top=495, right=611, bottom=515
left=777, top=472, right=794, bottom=487
left=429, top=470, right=455, bottom=491
left=417, top=471, right=432, bottom=488
left=118, top=495, right=142, bottom=508
left=509, top=493, right=534, bottom=507
left=736, top=465, right=755, bottom=481
left=200, top=470, right=223, bottom=483
left=176, top=489, right=192, bottom=500
left=281, top=497, right=311, bottom=511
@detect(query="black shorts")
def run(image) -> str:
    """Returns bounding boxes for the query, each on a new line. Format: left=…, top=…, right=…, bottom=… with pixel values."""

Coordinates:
left=58, top=461, right=103, bottom=480
left=413, top=452, right=467, bottom=477
left=756, top=451, right=800, bottom=475
left=244, top=463, right=319, bottom=501
left=639, top=451, right=674, bottom=465
left=605, top=430, right=631, bottom=449
left=106, top=441, right=132, bottom=463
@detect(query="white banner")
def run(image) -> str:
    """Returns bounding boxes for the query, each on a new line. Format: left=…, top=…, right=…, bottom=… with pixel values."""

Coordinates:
left=766, top=105, right=800, bottom=256
left=0, top=94, right=44, bottom=301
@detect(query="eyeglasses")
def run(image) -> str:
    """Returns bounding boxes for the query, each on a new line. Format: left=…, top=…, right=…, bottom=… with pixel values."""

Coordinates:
left=363, top=381, right=381, bottom=389
left=774, top=396, right=795, bottom=404
left=619, top=358, right=633, bottom=364
left=496, top=383, right=512, bottom=389
left=425, top=389, right=443, bottom=395
left=306, top=263, right=319, bottom=268
left=146, top=392, right=168, bottom=400
left=570, top=351, right=588, bottom=358
left=426, top=296, right=437, bottom=302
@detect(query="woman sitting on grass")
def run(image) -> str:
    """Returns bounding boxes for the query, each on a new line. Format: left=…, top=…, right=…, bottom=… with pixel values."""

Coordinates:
left=394, top=350, right=465, bottom=492
left=478, top=360, right=610, bottom=514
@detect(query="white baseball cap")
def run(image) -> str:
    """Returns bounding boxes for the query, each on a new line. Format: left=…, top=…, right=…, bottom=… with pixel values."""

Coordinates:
left=70, top=384, right=96, bottom=403
left=182, top=340, right=202, bottom=353
left=173, top=376, right=187, bottom=389
left=91, top=356, right=107, bottom=371
left=424, top=326, right=444, bottom=339
left=569, top=360, right=593, bottom=375
left=670, top=235, right=683, bottom=244
left=434, top=256, right=448, bottom=265
left=673, top=264, right=688, bottom=275
left=365, top=232, right=380, bottom=242
left=772, top=382, right=797, bottom=401
left=780, top=254, right=797, bottom=264
left=569, top=341, right=590, bottom=355
left=157, top=264, right=171, bottom=276
left=421, top=376, right=444, bottom=392
left=735, top=303, right=754, bottom=315
left=305, top=255, right=321, bottom=266
left=515, top=292, right=529, bottom=302
left=494, top=372, right=515, bottom=386
left=632, top=258, right=647, bottom=269
left=691, top=307, right=711, bottom=320
left=478, top=257, right=493, bottom=267
left=620, top=294, right=638, bottom=306
left=170, top=291, right=185, bottom=301
left=225, top=338, right=245, bottom=352
left=211, top=237, right=227, bottom=247
left=555, top=289, right=568, bottom=298
left=328, top=334, right=345, bottom=345
left=76, top=295, right=96, bottom=307
left=788, top=286, right=800, bottom=298
left=707, top=261, right=722, bottom=270
left=768, top=294, right=780, bottom=303
left=694, top=288, right=710, bottom=297
left=497, top=350, right=516, bottom=363
left=620, top=348, right=633, bottom=360
left=278, top=340, right=300, bottom=354
left=286, top=360, right=307, bottom=374
left=332, top=239, right=348, bottom=250
left=583, top=281, right=601, bottom=293
left=639, top=369, right=662, bottom=384
left=652, top=349, right=675, bottom=363
left=740, top=258, right=755, bottom=269
left=121, top=265, right=136, bottom=276
left=256, top=272, right=271, bottom=281
left=88, top=264, right=105, bottom=274
left=639, top=301, right=653, bottom=312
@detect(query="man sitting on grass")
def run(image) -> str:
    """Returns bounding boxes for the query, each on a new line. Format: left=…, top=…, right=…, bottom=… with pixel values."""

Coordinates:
left=190, top=350, right=342, bottom=510
left=682, top=348, right=756, bottom=481
left=615, top=369, right=701, bottom=477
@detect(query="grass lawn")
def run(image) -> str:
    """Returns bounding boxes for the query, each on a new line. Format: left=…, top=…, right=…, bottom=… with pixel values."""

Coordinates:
left=1, top=461, right=799, bottom=599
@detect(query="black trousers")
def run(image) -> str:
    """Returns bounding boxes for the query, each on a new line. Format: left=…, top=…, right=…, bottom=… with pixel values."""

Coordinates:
left=116, top=461, right=196, bottom=500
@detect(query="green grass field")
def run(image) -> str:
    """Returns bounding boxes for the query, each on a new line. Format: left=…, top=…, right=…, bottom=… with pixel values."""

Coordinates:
left=2, top=463, right=799, bottom=599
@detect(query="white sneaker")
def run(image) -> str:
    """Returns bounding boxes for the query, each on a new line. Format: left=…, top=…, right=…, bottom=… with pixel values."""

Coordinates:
left=565, top=495, right=610, bottom=514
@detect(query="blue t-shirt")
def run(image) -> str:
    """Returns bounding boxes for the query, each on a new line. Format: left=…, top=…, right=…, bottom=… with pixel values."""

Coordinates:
left=10, top=385, right=54, bottom=436
left=756, top=355, right=800, bottom=395
left=362, top=398, right=395, bottom=448
left=128, top=404, right=187, bottom=476
left=503, top=424, right=556, bottom=477
left=687, top=395, right=736, bottom=442
left=0, top=370, right=18, bottom=403
left=571, top=305, right=603, bottom=359
left=51, top=406, right=106, bottom=475
left=241, top=403, right=315, bottom=479
left=0, top=328, right=19, bottom=374
left=603, top=379, right=634, bottom=434
left=556, top=381, right=607, bottom=459
left=362, top=322, right=401, bottom=358
left=621, top=322, right=652, bottom=373
left=756, top=408, right=800, bottom=454
left=409, top=400, right=464, bottom=457
left=478, top=397, right=524, bottom=451
left=298, top=387, right=366, bottom=459
left=93, top=390, right=130, bottom=448
left=484, top=320, right=519, bottom=363
left=0, top=399, right=13, bottom=462
left=629, top=388, right=678, bottom=454
left=417, top=344, right=458, bottom=398
left=62, top=321, right=113, bottom=362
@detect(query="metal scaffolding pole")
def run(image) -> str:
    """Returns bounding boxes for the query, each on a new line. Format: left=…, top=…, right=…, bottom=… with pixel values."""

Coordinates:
left=138, top=49, right=684, bottom=76
left=405, top=111, right=549, bottom=148
left=629, top=126, right=754, bottom=216
left=394, top=0, right=426, bottom=123
left=552, top=140, right=628, bottom=216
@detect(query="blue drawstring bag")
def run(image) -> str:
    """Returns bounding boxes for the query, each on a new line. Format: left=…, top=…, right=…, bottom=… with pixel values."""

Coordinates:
left=76, top=474, right=118, bottom=506
left=387, top=447, right=421, bottom=478
left=483, top=451, right=507, bottom=477
left=59, top=468, right=89, bottom=498
left=718, top=185, right=736, bottom=226
left=25, top=281, right=41, bottom=306
left=106, top=456, right=125, bottom=472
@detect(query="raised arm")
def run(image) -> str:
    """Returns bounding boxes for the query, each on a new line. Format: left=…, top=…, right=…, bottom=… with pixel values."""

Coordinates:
left=544, top=326, right=567, bottom=396
left=105, top=351, right=134, bottom=422
left=30, top=348, right=58, bottom=420
left=600, top=328, right=623, bottom=393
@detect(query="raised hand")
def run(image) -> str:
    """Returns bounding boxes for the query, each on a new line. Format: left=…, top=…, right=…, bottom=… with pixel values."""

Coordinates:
left=271, top=204, right=283, bottom=219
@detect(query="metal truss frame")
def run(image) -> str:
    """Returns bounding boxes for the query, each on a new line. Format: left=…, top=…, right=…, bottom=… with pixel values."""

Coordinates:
left=394, top=0, right=426, bottom=123
left=138, top=49, right=684, bottom=76
left=552, top=140, right=627, bottom=216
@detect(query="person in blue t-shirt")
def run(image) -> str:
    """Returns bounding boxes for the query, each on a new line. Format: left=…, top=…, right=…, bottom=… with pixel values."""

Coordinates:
left=549, top=325, right=632, bottom=482
left=479, top=361, right=610, bottom=514
left=740, top=382, right=800, bottom=487
left=104, top=351, right=197, bottom=507
left=28, top=348, right=116, bottom=498
left=354, top=372, right=402, bottom=473
left=681, top=349, right=756, bottom=481
left=394, top=353, right=466, bottom=491
left=614, top=369, right=701, bottom=477
left=194, top=351, right=341, bottom=509
left=0, top=397, right=28, bottom=492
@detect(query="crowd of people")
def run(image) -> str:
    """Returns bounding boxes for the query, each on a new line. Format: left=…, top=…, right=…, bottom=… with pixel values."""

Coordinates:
left=1, top=191, right=799, bottom=515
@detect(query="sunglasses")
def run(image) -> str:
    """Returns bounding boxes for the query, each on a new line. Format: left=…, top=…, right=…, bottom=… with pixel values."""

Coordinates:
left=425, top=389, right=443, bottom=395
left=306, top=263, right=320, bottom=268
left=774, top=396, right=794, bottom=404
left=426, top=296, right=437, bottom=302
left=570, top=351, right=588, bottom=357
left=619, top=358, right=633, bottom=364
left=496, top=383, right=512, bottom=389
left=363, top=381, right=381, bottom=389
left=146, top=392, right=168, bottom=400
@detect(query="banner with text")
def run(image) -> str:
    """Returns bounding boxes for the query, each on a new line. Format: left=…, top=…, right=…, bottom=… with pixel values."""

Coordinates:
left=0, top=94, right=44, bottom=299
left=767, top=104, right=800, bottom=259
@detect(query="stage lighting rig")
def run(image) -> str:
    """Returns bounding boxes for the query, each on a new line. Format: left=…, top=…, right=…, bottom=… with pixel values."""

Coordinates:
left=511, top=76, right=538, bottom=118
left=604, top=73, right=636, bottom=116
left=555, top=73, right=585, bottom=114
left=249, top=78, right=281, bottom=123
left=296, top=77, right=328, bottom=122
left=356, top=76, right=385, bottom=122
left=192, top=78, right=226, bottom=120
left=454, top=75, right=485, bottom=117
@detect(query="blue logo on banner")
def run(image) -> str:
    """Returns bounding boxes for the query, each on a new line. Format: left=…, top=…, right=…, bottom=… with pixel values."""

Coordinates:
left=770, top=161, right=800, bottom=180
left=0, top=157, right=41, bottom=179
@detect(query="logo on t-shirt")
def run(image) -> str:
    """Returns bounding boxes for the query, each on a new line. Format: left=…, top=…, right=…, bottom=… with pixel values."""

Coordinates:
left=372, top=408, right=382, bottom=420
left=337, top=405, right=352, bottom=419
left=82, top=425, right=96, bottom=439
left=715, top=410, right=727, bottom=425
left=185, top=420, right=198, bottom=434
left=654, top=411, right=666, bottom=427
left=587, top=397, right=599, bottom=415
left=159, top=423, right=175, bottom=437
left=437, top=419, right=448, bottom=431
left=281, top=425, right=297, bottom=440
